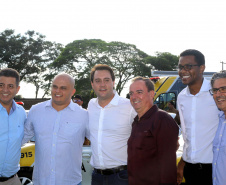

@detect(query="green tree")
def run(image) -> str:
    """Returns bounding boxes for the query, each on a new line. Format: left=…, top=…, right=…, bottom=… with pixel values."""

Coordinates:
left=24, top=41, right=63, bottom=98
left=106, top=41, right=151, bottom=94
left=0, top=29, right=63, bottom=98
left=52, top=39, right=151, bottom=105
left=146, top=52, right=179, bottom=71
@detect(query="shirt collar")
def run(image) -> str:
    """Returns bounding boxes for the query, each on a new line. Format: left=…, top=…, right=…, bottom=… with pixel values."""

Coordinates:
left=45, top=99, right=76, bottom=111
left=185, top=78, right=210, bottom=96
left=134, top=104, right=158, bottom=122
left=0, top=99, right=17, bottom=112
left=11, top=100, right=17, bottom=111
left=95, top=90, right=120, bottom=107
left=219, top=111, right=225, bottom=119
left=109, top=90, right=120, bottom=106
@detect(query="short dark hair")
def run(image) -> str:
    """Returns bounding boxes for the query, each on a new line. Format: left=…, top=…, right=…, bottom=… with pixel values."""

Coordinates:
left=72, top=94, right=83, bottom=101
left=0, top=68, right=20, bottom=86
left=180, top=49, right=205, bottom=66
left=90, top=64, right=115, bottom=83
left=131, top=76, right=155, bottom=92
left=211, top=70, right=226, bottom=87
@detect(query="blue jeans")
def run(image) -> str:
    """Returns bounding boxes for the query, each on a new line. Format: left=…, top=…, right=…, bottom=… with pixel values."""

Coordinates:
left=78, top=182, right=81, bottom=185
left=91, top=169, right=128, bottom=185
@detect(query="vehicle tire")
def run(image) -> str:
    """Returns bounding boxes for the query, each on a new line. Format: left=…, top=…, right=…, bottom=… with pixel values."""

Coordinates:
left=18, top=170, right=33, bottom=185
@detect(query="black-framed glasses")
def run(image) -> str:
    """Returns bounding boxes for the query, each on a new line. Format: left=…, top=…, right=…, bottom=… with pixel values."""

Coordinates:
left=209, top=86, right=226, bottom=95
left=177, top=64, right=200, bottom=71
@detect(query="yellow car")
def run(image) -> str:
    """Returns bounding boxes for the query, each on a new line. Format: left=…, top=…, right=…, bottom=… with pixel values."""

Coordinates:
left=18, top=142, right=35, bottom=185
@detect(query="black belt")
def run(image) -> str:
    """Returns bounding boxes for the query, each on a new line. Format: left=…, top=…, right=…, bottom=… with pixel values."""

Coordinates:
left=185, top=162, right=212, bottom=170
left=0, top=174, right=16, bottom=182
left=94, top=165, right=127, bottom=175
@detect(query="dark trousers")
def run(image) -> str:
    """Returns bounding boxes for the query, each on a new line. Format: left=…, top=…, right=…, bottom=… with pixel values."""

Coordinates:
left=91, top=169, right=128, bottom=185
left=184, top=162, right=212, bottom=185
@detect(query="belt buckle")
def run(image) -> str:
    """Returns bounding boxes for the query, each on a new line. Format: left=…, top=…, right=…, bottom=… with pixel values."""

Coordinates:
left=104, top=169, right=114, bottom=175
left=100, top=170, right=104, bottom=175
left=198, top=163, right=202, bottom=170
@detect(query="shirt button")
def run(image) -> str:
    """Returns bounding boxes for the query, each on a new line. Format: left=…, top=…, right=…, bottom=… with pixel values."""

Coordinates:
left=53, top=144, right=55, bottom=146
left=217, top=148, right=219, bottom=151
left=214, top=163, right=216, bottom=165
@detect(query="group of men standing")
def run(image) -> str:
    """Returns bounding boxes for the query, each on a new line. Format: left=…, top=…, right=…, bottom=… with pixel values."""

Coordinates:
left=0, top=49, right=226, bottom=185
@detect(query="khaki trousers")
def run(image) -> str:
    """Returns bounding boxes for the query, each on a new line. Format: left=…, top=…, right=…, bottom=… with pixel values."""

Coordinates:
left=0, top=175, right=21, bottom=185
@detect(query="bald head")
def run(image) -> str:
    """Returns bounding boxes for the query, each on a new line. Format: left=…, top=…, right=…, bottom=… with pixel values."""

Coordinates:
left=53, top=73, right=75, bottom=87
left=51, top=73, right=76, bottom=111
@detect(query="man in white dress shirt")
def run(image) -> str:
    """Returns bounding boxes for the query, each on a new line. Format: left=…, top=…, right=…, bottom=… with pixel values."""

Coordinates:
left=177, top=49, right=219, bottom=185
left=23, top=73, right=88, bottom=185
left=88, top=64, right=136, bottom=185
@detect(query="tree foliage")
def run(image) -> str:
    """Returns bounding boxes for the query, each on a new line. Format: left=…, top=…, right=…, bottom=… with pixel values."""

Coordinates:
left=146, top=52, right=179, bottom=71
left=0, top=30, right=180, bottom=100
left=52, top=39, right=151, bottom=102
left=0, top=29, right=63, bottom=98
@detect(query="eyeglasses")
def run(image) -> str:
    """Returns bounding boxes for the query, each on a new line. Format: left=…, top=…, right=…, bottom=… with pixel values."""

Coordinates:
left=73, top=99, right=82, bottom=102
left=209, top=86, right=226, bottom=95
left=177, top=64, right=200, bottom=71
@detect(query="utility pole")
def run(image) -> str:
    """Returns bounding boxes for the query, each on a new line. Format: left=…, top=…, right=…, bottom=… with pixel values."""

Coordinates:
left=220, top=61, right=226, bottom=70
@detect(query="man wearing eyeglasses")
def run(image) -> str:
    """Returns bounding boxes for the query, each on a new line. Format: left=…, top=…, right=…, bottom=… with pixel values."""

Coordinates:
left=72, top=94, right=83, bottom=107
left=210, top=70, right=226, bottom=185
left=176, top=49, right=219, bottom=185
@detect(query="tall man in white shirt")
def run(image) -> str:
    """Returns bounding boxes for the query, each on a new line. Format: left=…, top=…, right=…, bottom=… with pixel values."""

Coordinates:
left=23, top=73, right=88, bottom=185
left=88, top=64, right=136, bottom=185
left=177, top=49, right=219, bottom=185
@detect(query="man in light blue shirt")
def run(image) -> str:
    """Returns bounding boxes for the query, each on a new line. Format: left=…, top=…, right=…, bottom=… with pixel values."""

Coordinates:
left=0, top=68, right=26, bottom=185
left=210, top=70, right=226, bottom=185
left=23, top=73, right=88, bottom=185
